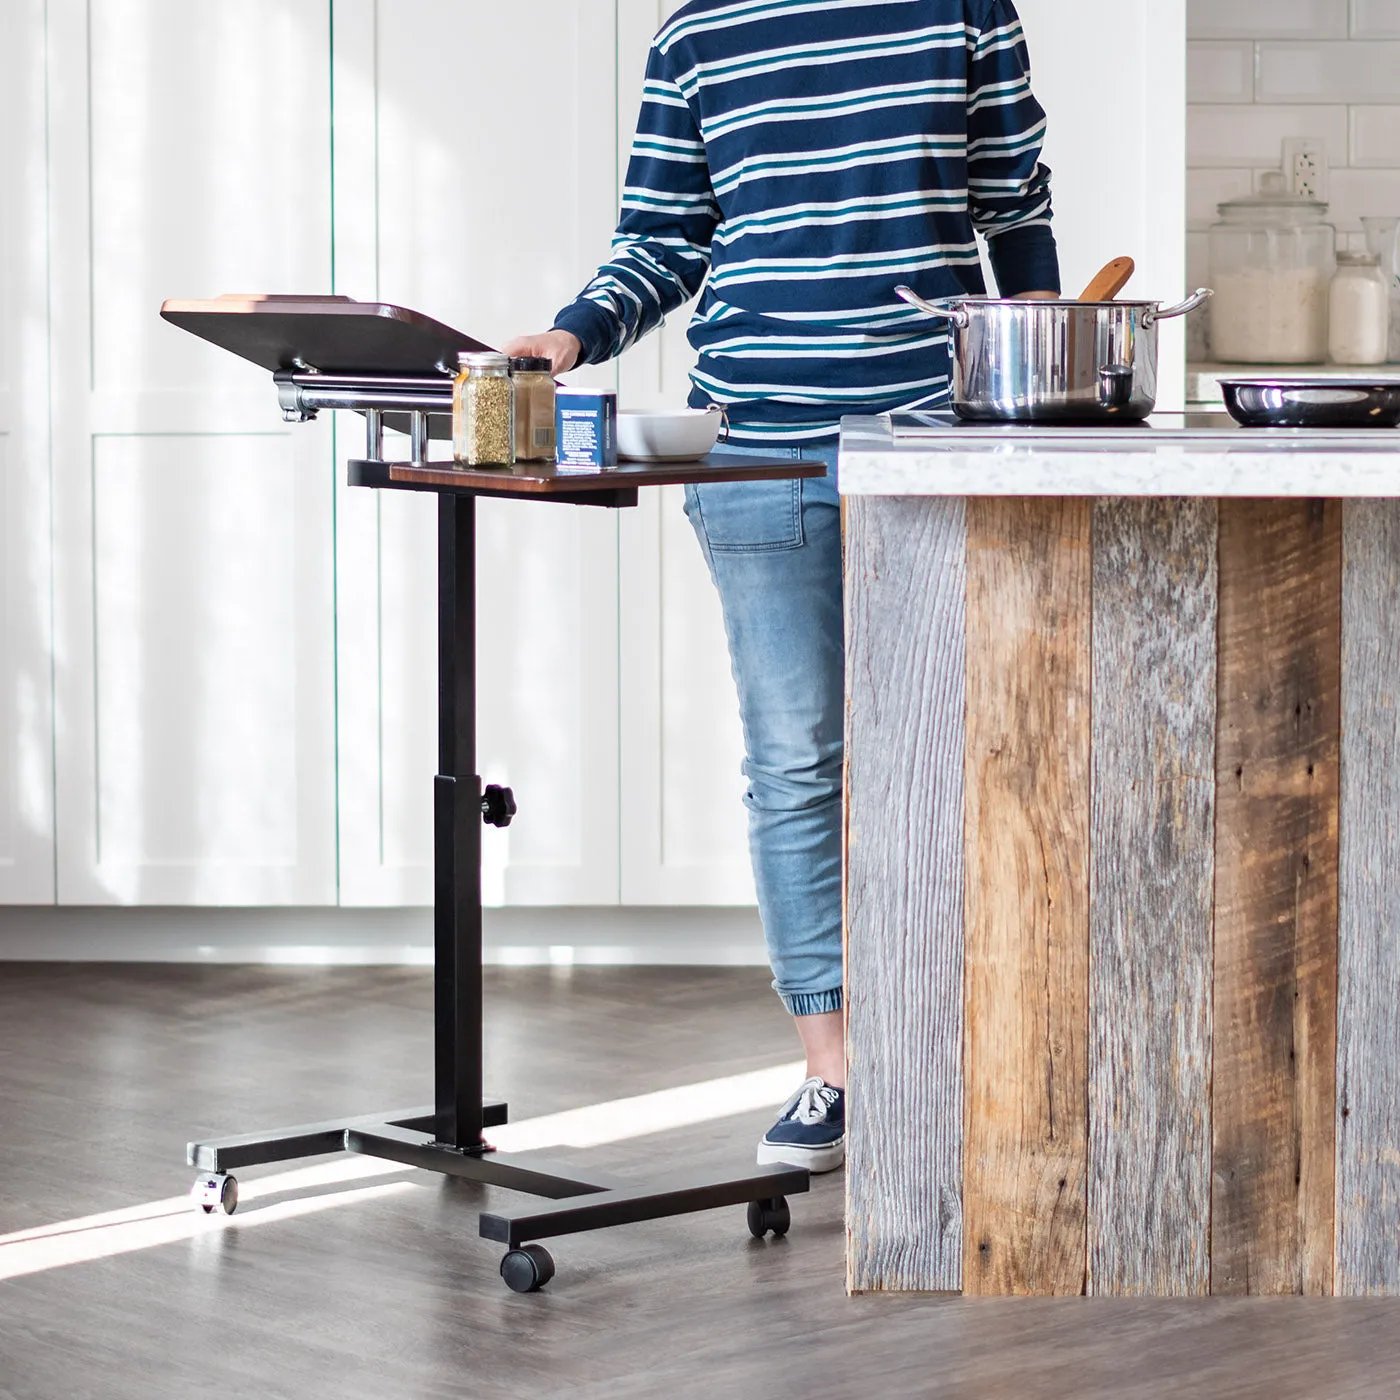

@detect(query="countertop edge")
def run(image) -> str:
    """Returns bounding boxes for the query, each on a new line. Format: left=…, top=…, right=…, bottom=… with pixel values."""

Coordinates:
left=836, top=417, right=1400, bottom=499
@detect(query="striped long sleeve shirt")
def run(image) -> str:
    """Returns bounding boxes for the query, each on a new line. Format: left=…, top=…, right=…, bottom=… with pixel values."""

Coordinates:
left=552, top=0, right=1059, bottom=445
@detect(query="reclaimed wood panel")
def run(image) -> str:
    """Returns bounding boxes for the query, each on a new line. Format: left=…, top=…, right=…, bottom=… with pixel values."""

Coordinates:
left=1089, top=498, right=1217, bottom=1297
left=1337, top=499, right=1400, bottom=1295
left=963, top=497, right=1091, bottom=1296
left=844, top=495, right=967, bottom=1293
left=1213, top=500, right=1340, bottom=1296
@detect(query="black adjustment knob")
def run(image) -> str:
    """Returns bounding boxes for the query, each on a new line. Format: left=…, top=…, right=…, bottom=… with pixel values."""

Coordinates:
left=481, top=785, right=517, bottom=828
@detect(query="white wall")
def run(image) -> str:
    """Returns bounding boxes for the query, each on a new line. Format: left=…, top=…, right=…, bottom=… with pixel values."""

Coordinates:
left=1018, top=0, right=1190, bottom=408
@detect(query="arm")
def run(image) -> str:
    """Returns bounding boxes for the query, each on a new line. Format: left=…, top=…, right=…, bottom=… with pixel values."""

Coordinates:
left=966, top=0, right=1060, bottom=298
left=507, top=45, right=718, bottom=372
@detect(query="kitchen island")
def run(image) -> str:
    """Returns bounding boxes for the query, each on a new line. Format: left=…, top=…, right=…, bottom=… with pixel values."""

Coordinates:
left=841, top=413, right=1400, bottom=1298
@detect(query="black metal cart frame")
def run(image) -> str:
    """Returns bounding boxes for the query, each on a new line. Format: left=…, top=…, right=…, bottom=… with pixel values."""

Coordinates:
left=167, top=298, right=814, bottom=1293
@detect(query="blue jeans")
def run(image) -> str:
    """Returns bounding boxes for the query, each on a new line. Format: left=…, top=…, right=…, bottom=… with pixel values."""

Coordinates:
left=684, top=442, right=843, bottom=1016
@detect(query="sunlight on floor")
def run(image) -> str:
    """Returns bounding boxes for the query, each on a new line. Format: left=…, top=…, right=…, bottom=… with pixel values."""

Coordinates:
left=486, top=1061, right=804, bottom=1152
left=0, top=1060, right=805, bottom=1282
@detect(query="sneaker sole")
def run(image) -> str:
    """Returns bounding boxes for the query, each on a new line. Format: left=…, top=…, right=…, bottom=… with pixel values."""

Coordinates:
left=756, top=1137, right=845, bottom=1174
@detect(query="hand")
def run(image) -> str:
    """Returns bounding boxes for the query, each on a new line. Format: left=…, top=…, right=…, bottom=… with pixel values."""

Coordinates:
left=502, top=330, right=582, bottom=375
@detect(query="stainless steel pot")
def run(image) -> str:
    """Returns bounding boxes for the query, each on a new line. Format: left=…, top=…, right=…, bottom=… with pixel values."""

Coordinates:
left=894, top=287, right=1214, bottom=422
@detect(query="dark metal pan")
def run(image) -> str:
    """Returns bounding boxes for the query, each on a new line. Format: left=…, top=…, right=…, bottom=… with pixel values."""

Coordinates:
left=1220, top=377, right=1400, bottom=428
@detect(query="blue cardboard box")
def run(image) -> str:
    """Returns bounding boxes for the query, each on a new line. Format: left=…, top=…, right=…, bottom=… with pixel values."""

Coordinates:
left=555, top=386, right=618, bottom=470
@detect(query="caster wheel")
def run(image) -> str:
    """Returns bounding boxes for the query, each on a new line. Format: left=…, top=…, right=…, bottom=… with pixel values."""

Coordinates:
left=500, top=1244, right=555, bottom=1294
left=191, top=1172, right=239, bottom=1216
left=747, top=1196, right=791, bottom=1239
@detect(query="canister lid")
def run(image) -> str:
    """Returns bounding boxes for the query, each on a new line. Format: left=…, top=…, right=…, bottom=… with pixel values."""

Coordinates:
left=508, top=356, right=553, bottom=372
left=458, top=350, right=509, bottom=368
left=1218, top=171, right=1329, bottom=221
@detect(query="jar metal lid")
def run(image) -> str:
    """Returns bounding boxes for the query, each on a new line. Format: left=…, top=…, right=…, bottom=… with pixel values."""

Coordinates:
left=458, top=350, right=509, bottom=368
left=1336, top=250, right=1381, bottom=266
left=508, top=356, right=553, bottom=372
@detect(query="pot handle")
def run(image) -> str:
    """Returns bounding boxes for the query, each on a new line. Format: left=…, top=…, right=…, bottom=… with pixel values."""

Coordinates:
left=1142, top=287, right=1214, bottom=327
left=894, top=285, right=971, bottom=328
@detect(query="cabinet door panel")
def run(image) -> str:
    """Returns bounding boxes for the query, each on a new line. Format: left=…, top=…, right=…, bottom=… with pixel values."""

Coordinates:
left=333, top=0, right=621, bottom=906
left=88, top=436, right=310, bottom=897
left=0, top=0, right=55, bottom=902
left=49, top=0, right=337, bottom=905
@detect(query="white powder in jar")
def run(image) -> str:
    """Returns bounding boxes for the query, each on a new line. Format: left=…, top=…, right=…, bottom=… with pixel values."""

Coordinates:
left=1210, top=266, right=1330, bottom=363
left=1329, top=270, right=1390, bottom=365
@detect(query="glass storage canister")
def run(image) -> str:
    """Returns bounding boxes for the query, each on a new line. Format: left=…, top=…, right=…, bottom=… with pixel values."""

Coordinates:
left=1208, top=181, right=1336, bottom=363
left=509, top=356, right=557, bottom=462
left=453, top=351, right=515, bottom=467
left=1329, top=250, right=1390, bottom=366
left=1361, top=215, right=1400, bottom=362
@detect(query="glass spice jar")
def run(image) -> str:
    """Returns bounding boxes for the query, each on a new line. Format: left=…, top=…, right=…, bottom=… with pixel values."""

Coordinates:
left=453, top=351, right=515, bottom=467
left=1328, top=251, right=1390, bottom=366
left=509, top=356, right=557, bottom=462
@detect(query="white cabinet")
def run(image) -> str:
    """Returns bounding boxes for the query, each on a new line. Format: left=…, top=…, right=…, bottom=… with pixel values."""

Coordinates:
left=0, top=0, right=55, bottom=903
left=332, top=0, right=623, bottom=907
left=47, top=0, right=338, bottom=905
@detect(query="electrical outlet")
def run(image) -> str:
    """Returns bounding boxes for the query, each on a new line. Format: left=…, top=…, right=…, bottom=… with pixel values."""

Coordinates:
left=1283, top=138, right=1328, bottom=202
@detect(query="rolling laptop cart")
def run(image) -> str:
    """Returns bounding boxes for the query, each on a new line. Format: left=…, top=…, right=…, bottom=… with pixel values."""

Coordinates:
left=161, top=296, right=817, bottom=1292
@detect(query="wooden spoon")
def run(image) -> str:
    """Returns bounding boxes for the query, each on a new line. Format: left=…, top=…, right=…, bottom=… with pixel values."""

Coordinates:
left=1079, top=256, right=1136, bottom=302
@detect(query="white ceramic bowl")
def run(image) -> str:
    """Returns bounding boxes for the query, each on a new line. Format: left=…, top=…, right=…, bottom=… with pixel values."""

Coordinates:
left=616, top=407, right=723, bottom=462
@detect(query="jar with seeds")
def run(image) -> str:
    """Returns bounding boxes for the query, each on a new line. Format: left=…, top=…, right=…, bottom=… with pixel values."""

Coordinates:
left=453, top=351, right=515, bottom=467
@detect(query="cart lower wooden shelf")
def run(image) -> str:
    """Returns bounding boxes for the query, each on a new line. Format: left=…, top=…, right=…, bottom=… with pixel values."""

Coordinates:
left=844, top=489, right=1400, bottom=1297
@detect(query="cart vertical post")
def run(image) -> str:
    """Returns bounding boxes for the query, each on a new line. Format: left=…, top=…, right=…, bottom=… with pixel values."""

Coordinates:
left=435, top=491, right=485, bottom=1151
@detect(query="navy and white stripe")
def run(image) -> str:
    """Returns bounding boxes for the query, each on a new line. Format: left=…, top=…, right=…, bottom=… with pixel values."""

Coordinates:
left=554, top=0, right=1059, bottom=445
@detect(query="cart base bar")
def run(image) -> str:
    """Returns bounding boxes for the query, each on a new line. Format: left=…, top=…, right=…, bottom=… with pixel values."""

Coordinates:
left=477, top=1163, right=811, bottom=1249
left=186, top=1101, right=509, bottom=1173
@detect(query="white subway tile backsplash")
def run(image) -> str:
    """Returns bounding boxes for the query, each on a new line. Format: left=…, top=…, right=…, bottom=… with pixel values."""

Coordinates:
left=1188, top=104, right=1348, bottom=167
left=1351, top=0, right=1400, bottom=38
left=1188, top=43, right=1255, bottom=103
left=1325, top=166, right=1400, bottom=228
left=1256, top=41, right=1400, bottom=102
left=1189, top=0, right=1347, bottom=39
left=1186, top=167, right=1256, bottom=226
left=1188, top=1, right=1400, bottom=365
left=1350, top=105, right=1400, bottom=164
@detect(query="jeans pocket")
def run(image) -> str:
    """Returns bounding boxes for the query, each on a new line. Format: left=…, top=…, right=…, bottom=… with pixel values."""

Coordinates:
left=686, top=477, right=804, bottom=553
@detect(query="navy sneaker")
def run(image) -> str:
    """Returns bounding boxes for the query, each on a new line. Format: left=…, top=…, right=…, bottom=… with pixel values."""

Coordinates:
left=756, top=1077, right=845, bottom=1173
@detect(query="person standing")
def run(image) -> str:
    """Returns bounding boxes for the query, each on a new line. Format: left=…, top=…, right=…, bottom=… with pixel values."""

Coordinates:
left=507, top=0, right=1060, bottom=1172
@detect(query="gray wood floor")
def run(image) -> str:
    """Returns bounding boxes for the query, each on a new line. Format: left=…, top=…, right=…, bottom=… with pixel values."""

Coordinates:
left=2, top=963, right=1400, bottom=1400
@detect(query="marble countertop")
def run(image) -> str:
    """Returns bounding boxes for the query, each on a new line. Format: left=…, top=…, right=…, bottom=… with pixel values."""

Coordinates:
left=837, top=413, right=1400, bottom=499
